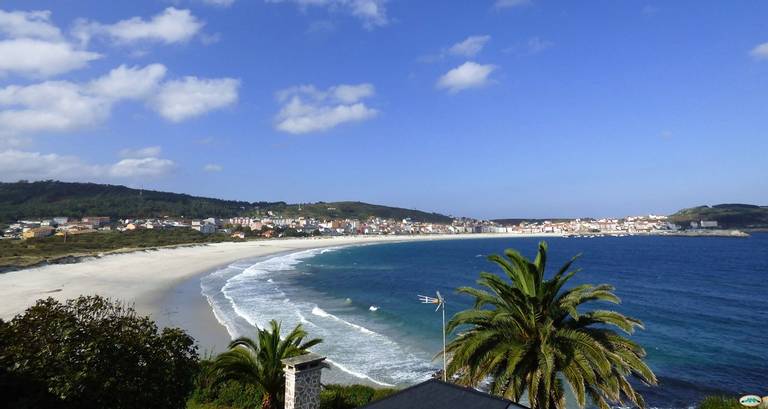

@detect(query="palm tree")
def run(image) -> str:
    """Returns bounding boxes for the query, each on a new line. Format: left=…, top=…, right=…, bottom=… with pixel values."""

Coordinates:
left=212, top=320, right=322, bottom=409
left=445, top=241, right=656, bottom=409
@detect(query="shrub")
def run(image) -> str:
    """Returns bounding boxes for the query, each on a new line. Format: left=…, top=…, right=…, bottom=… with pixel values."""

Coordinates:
left=699, top=396, right=743, bottom=409
left=0, top=296, right=199, bottom=409
left=215, top=380, right=263, bottom=408
left=320, top=384, right=398, bottom=409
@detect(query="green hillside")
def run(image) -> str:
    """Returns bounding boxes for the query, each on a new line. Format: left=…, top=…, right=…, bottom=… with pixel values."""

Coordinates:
left=263, top=201, right=454, bottom=224
left=0, top=180, right=272, bottom=222
left=0, top=181, right=453, bottom=224
left=668, top=204, right=768, bottom=229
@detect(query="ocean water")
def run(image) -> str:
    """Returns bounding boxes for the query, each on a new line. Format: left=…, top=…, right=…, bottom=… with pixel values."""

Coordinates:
left=201, top=234, right=768, bottom=407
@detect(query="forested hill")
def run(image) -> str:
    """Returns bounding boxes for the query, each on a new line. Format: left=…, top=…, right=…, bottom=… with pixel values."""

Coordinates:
left=0, top=181, right=261, bottom=221
left=0, top=181, right=454, bottom=224
left=263, top=201, right=454, bottom=224
left=668, top=204, right=768, bottom=229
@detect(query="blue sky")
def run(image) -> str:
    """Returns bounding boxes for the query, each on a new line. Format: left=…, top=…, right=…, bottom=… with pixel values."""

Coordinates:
left=0, top=0, right=766, bottom=219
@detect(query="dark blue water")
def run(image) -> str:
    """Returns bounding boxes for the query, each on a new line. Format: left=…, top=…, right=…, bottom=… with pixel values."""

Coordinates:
left=288, top=235, right=767, bottom=407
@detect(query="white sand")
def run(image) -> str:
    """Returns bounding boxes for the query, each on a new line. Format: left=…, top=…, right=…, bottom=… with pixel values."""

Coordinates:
left=0, top=233, right=549, bottom=321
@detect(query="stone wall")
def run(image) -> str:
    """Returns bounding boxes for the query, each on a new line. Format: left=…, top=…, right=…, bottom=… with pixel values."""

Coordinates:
left=284, top=366, right=322, bottom=409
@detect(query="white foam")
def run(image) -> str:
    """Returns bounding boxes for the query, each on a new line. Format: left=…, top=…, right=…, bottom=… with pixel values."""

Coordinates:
left=312, top=306, right=376, bottom=335
left=205, top=246, right=437, bottom=386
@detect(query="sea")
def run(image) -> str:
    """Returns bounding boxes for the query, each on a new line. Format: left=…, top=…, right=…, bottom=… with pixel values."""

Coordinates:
left=200, top=234, right=768, bottom=408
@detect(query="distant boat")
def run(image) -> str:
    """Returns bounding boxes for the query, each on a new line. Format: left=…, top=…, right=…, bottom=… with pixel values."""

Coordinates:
left=369, top=305, right=379, bottom=312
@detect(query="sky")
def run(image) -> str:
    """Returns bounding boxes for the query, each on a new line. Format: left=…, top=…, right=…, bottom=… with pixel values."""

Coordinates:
left=0, top=0, right=767, bottom=219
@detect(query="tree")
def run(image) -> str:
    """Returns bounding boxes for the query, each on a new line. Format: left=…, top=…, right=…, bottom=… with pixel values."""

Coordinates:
left=445, top=242, right=657, bottom=409
left=0, top=296, right=199, bottom=409
left=212, top=320, right=322, bottom=409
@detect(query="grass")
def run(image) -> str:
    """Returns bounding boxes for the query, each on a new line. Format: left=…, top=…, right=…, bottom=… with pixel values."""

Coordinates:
left=0, top=229, right=240, bottom=270
left=698, top=396, right=744, bottom=409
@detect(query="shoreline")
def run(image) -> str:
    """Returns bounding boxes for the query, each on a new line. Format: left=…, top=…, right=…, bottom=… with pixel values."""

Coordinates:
left=0, top=233, right=551, bottom=322
left=0, top=232, right=549, bottom=386
left=0, top=228, right=748, bottom=273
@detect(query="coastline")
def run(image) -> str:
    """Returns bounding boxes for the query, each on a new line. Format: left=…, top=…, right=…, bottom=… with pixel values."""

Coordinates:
left=0, top=232, right=551, bottom=385
left=0, top=232, right=552, bottom=321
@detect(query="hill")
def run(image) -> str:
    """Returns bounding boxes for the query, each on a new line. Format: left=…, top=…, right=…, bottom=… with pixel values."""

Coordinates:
left=0, top=180, right=262, bottom=221
left=492, top=218, right=575, bottom=225
left=668, top=204, right=768, bottom=229
left=264, top=201, right=453, bottom=224
left=0, top=181, right=453, bottom=224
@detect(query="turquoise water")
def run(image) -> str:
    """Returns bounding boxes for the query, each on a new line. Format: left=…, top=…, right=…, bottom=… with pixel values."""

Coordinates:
left=202, top=234, right=768, bottom=407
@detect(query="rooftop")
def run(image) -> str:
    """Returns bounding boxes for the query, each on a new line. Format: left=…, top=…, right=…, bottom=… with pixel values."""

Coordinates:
left=360, top=379, right=526, bottom=409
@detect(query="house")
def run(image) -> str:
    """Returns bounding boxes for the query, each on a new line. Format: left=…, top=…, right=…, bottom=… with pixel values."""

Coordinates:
left=280, top=353, right=525, bottom=409
left=82, top=216, right=111, bottom=227
left=53, top=217, right=69, bottom=225
left=22, top=226, right=55, bottom=240
left=192, top=221, right=216, bottom=234
left=231, top=231, right=246, bottom=239
left=361, top=379, right=522, bottom=409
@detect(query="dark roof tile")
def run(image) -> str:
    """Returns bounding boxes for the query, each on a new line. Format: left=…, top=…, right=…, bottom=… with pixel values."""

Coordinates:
left=361, top=379, right=528, bottom=409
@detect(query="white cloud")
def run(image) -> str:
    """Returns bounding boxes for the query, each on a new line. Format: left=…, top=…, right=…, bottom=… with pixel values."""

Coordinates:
left=0, top=149, right=100, bottom=181
left=448, top=35, right=491, bottom=57
left=202, top=0, right=236, bottom=6
left=0, top=39, right=101, bottom=78
left=0, top=9, right=101, bottom=78
left=119, top=146, right=162, bottom=158
left=109, top=157, right=175, bottom=178
left=266, top=0, right=388, bottom=29
left=275, top=83, right=378, bottom=134
left=0, top=9, right=63, bottom=40
left=750, top=42, right=768, bottom=60
left=0, top=64, right=239, bottom=137
left=203, top=163, right=223, bottom=172
left=495, top=0, right=531, bottom=8
left=0, top=149, right=175, bottom=182
left=87, top=64, right=167, bottom=100
left=436, top=61, right=497, bottom=93
left=0, top=81, right=111, bottom=135
left=73, top=7, right=204, bottom=46
left=151, top=77, right=240, bottom=122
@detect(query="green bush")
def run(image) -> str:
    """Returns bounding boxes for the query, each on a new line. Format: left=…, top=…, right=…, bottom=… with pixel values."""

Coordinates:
left=215, top=380, right=263, bottom=408
left=0, top=296, right=199, bottom=409
left=699, top=396, right=743, bottom=409
left=188, top=359, right=263, bottom=409
left=319, top=384, right=398, bottom=409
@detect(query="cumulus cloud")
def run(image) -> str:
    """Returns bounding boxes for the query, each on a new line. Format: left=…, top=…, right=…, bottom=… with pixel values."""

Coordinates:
left=0, top=149, right=175, bottom=182
left=448, top=35, right=491, bottom=57
left=73, top=7, right=204, bottom=46
left=266, top=0, right=388, bottom=29
left=0, top=81, right=111, bottom=135
left=108, top=157, right=175, bottom=178
left=0, top=149, right=100, bottom=181
left=151, top=77, right=240, bottom=122
left=274, top=83, right=378, bottom=134
left=203, top=163, right=223, bottom=172
left=0, top=9, right=101, bottom=78
left=0, top=64, right=240, bottom=137
left=750, top=42, right=768, bottom=60
left=0, top=39, right=101, bottom=78
left=0, top=9, right=63, bottom=40
left=495, top=0, right=531, bottom=8
left=119, top=146, right=162, bottom=158
left=87, top=64, right=167, bottom=100
left=436, top=61, right=497, bottom=93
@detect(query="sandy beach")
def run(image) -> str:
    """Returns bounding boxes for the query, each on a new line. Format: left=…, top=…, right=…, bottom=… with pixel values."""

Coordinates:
left=0, top=233, right=548, bottom=384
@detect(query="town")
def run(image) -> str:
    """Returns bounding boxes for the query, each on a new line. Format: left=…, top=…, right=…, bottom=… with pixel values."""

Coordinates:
left=2, top=211, right=720, bottom=241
